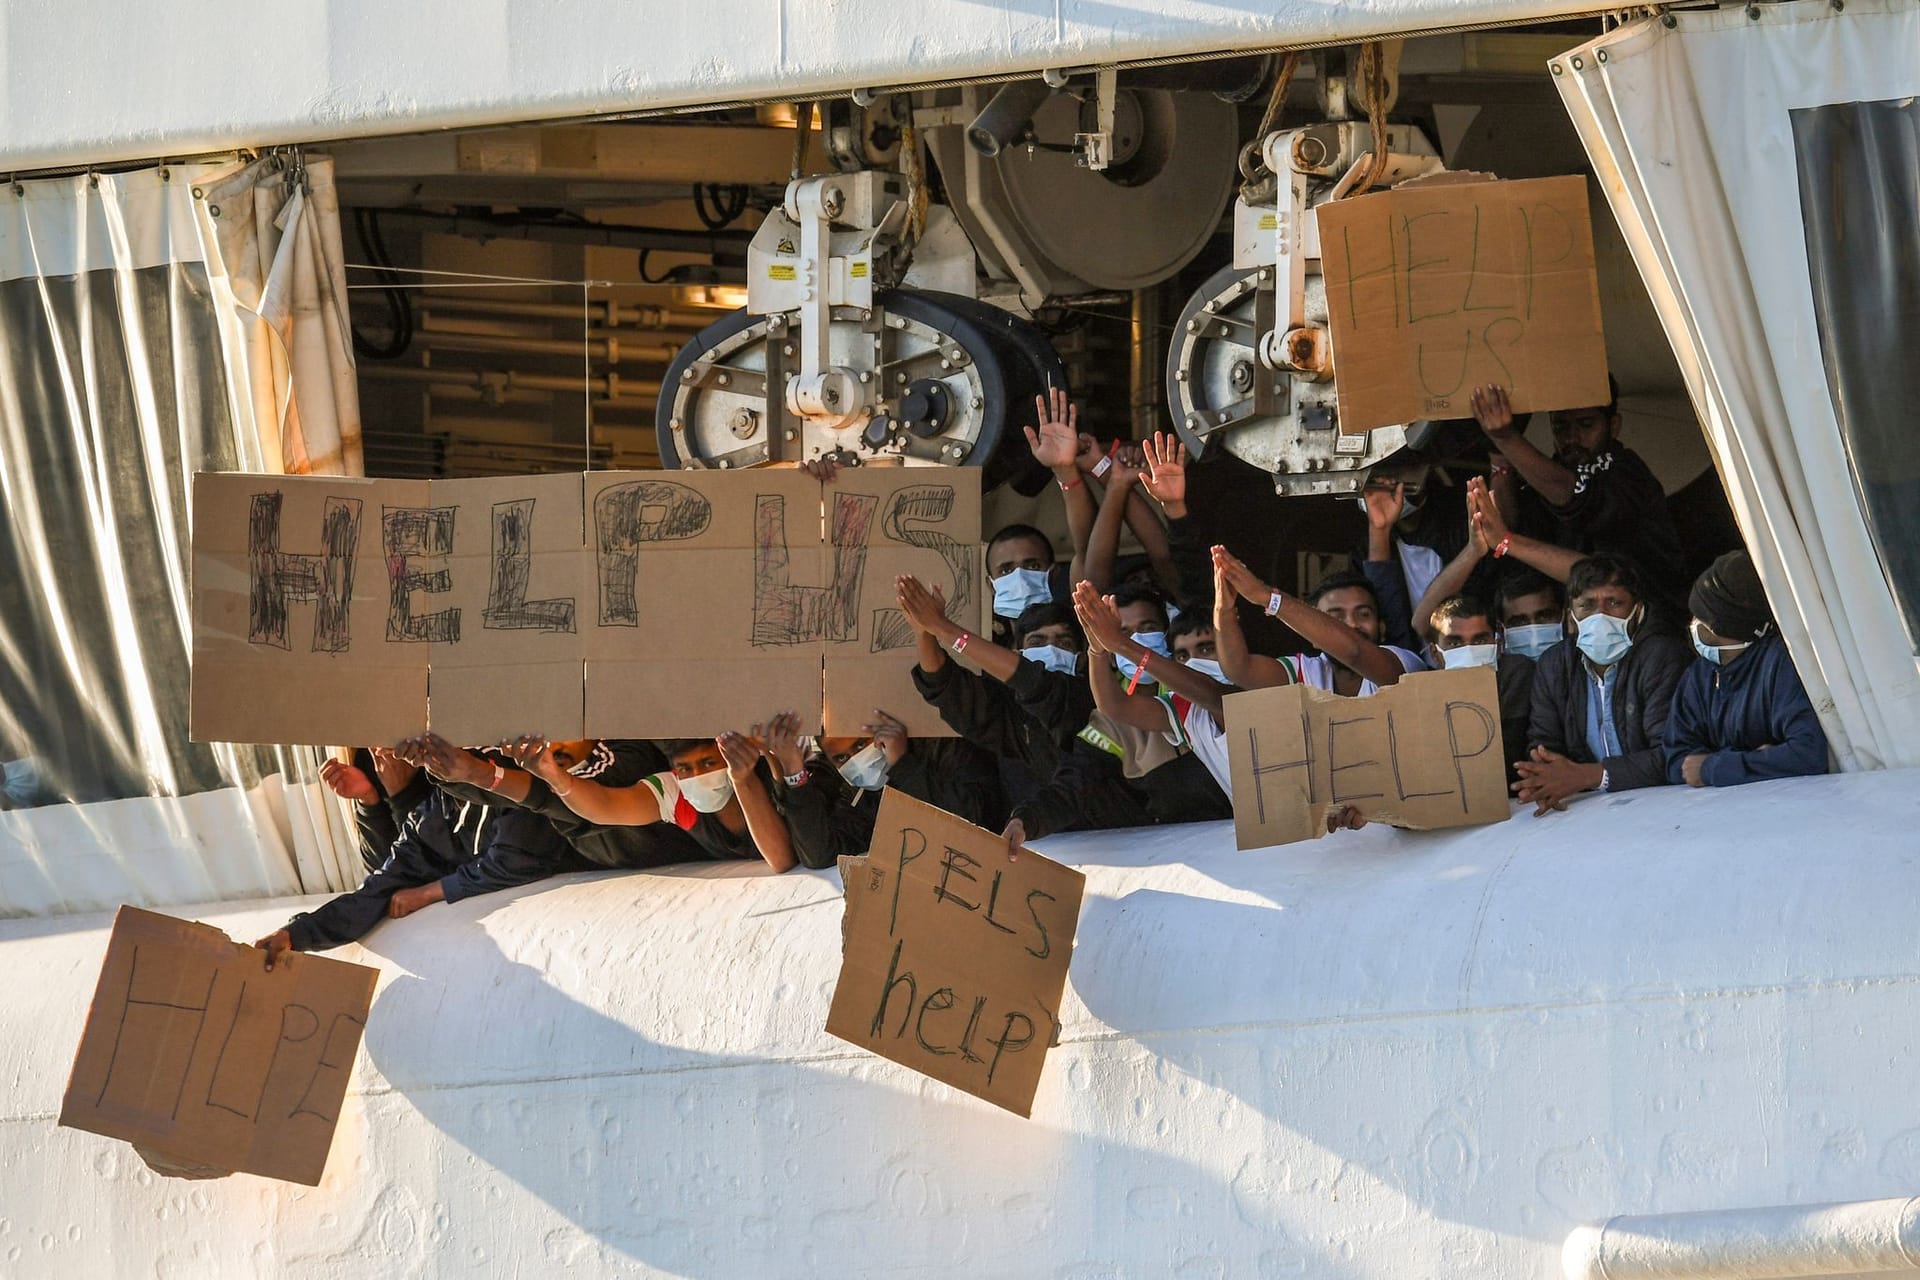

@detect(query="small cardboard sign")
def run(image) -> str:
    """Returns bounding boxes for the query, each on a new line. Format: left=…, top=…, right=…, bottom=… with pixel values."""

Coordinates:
left=1223, top=666, right=1509, bottom=850
left=826, top=790, right=1085, bottom=1117
left=1315, top=174, right=1609, bottom=431
left=59, top=907, right=377, bottom=1186
left=189, top=467, right=982, bottom=745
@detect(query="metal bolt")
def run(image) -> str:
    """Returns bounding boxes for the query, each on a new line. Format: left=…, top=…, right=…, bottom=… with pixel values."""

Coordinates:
left=1596, top=49, right=1609, bottom=63
left=1187, top=320, right=1201, bottom=334
left=1570, top=56, right=1584, bottom=70
left=929, top=418, right=940, bottom=429
left=824, top=388, right=840, bottom=406
left=718, top=459, right=731, bottom=469
left=717, top=373, right=731, bottom=386
left=970, top=396, right=983, bottom=409
left=1175, top=369, right=1189, bottom=382
left=1551, top=63, right=1564, bottom=76
left=858, top=371, right=871, bottom=384
left=897, top=372, right=908, bottom=384
left=682, top=369, right=696, bottom=382
left=940, top=359, right=950, bottom=369
left=785, top=428, right=798, bottom=441
left=670, top=418, right=684, bottom=431
left=1216, top=411, right=1231, bottom=425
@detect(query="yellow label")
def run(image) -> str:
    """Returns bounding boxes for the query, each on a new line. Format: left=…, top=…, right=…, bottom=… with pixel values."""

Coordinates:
left=1258, top=213, right=1278, bottom=230
left=767, top=264, right=797, bottom=281
left=850, top=262, right=869, bottom=278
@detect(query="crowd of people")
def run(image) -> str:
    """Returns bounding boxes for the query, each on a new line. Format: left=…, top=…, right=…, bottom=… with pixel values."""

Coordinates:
left=255, top=381, right=1833, bottom=965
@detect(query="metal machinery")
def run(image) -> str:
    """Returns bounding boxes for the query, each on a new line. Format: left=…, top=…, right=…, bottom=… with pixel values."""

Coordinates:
left=1166, top=111, right=1451, bottom=496
left=657, top=72, right=1249, bottom=488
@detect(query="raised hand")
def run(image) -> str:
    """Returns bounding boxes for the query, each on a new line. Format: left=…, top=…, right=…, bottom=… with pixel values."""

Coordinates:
left=1142, top=431, right=1189, bottom=514
left=895, top=574, right=952, bottom=637
left=498, top=734, right=566, bottom=785
left=1024, top=387, right=1081, bottom=471
left=864, top=709, right=910, bottom=767
left=1362, top=480, right=1406, bottom=531
left=1470, top=384, right=1517, bottom=439
left=319, top=757, right=378, bottom=805
left=1465, top=475, right=1510, bottom=549
left=759, top=709, right=807, bottom=778
left=1211, top=544, right=1271, bottom=607
left=400, top=733, right=487, bottom=787
left=254, top=929, right=293, bottom=972
left=1107, top=442, right=1146, bottom=491
left=387, top=884, right=442, bottom=919
left=716, top=731, right=761, bottom=782
left=1071, top=579, right=1129, bottom=654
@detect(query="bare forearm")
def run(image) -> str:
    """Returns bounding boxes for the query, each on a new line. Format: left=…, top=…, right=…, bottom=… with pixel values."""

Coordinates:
left=915, top=629, right=948, bottom=675
left=736, top=777, right=796, bottom=872
left=1278, top=597, right=1405, bottom=687
left=1087, top=647, right=1180, bottom=731
left=550, top=775, right=661, bottom=826
left=1505, top=533, right=1584, bottom=584
left=1493, top=433, right=1575, bottom=506
left=1123, top=489, right=1179, bottom=595
left=1086, top=481, right=1132, bottom=591
left=1057, top=466, right=1097, bottom=569
left=1412, top=543, right=1485, bottom=642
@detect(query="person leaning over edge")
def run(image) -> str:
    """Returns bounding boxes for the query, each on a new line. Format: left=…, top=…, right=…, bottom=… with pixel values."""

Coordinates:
left=1664, top=549, right=1830, bottom=788
left=1518, top=554, right=1689, bottom=816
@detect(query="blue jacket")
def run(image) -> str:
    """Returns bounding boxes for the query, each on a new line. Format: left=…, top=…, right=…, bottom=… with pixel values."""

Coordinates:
left=1663, top=633, right=1830, bottom=786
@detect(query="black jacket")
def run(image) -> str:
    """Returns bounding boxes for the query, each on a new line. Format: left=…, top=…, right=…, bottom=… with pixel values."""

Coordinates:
left=1527, top=631, right=1690, bottom=792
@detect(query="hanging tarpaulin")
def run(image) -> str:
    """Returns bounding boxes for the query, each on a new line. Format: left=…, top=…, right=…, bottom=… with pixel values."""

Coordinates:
left=1553, top=0, right=1920, bottom=772
left=0, top=158, right=364, bottom=916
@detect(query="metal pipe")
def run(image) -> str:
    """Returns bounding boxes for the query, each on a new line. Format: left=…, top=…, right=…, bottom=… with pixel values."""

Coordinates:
left=413, top=330, right=682, bottom=364
left=405, top=294, right=720, bottom=330
left=371, top=207, right=753, bottom=259
left=966, top=80, right=1056, bottom=157
left=1562, top=1197, right=1920, bottom=1280
left=1129, top=285, right=1162, bottom=442
left=359, top=364, right=662, bottom=401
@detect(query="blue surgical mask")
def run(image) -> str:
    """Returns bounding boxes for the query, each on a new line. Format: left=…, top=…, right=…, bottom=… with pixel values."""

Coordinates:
left=992, top=567, right=1053, bottom=619
left=1184, top=657, right=1232, bottom=684
left=1113, top=631, right=1171, bottom=684
left=1021, top=644, right=1081, bottom=676
left=837, top=743, right=891, bottom=791
left=1503, top=622, right=1562, bottom=661
left=1690, top=619, right=1752, bottom=667
left=1575, top=609, right=1637, bottom=667
left=1440, top=643, right=1499, bottom=670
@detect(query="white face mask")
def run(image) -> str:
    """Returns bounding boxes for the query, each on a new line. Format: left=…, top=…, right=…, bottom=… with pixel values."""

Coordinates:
left=1183, top=657, right=1233, bottom=684
left=1690, top=619, right=1753, bottom=666
left=1113, top=631, right=1171, bottom=684
left=837, top=743, right=890, bottom=791
left=1503, top=622, right=1561, bottom=660
left=1440, top=643, right=1499, bottom=670
left=992, top=567, right=1053, bottom=619
left=1021, top=644, right=1081, bottom=676
left=676, top=766, right=735, bottom=813
left=1575, top=607, right=1638, bottom=667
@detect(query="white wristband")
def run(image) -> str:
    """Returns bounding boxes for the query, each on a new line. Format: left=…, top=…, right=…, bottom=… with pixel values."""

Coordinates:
left=1265, top=590, right=1286, bottom=618
left=490, top=762, right=506, bottom=790
left=1091, top=454, right=1112, bottom=478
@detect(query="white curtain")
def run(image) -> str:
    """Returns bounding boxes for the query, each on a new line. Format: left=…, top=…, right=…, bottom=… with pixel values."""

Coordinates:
left=0, top=156, right=365, bottom=916
left=1554, top=0, right=1920, bottom=772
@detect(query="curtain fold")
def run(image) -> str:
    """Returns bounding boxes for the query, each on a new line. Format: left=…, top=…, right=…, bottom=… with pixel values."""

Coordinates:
left=0, top=155, right=366, bottom=915
left=1553, top=0, right=1920, bottom=771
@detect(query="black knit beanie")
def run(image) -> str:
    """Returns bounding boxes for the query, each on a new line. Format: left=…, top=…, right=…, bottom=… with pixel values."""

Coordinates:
left=1689, top=550, right=1772, bottom=640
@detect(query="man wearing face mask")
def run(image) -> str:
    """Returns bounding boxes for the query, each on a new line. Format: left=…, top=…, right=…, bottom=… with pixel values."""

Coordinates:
left=1517, top=554, right=1691, bottom=816
left=496, top=735, right=796, bottom=872
left=1428, top=595, right=1534, bottom=780
left=761, top=709, right=1008, bottom=870
left=986, top=523, right=1071, bottom=645
left=1664, top=550, right=1830, bottom=788
left=1495, top=570, right=1568, bottom=662
left=1472, top=379, right=1689, bottom=617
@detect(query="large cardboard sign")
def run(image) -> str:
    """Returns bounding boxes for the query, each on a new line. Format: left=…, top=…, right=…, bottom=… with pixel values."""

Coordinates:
left=1223, top=666, right=1508, bottom=850
left=1315, top=174, right=1609, bottom=431
left=60, top=907, right=377, bottom=1186
left=826, top=790, right=1085, bottom=1118
left=190, top=467, right=983, bottom=744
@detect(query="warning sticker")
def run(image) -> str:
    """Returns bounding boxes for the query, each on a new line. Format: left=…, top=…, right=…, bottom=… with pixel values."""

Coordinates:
left=1258, top=213, right=1278, bottom=230
left=768, top=264, right=797, bottom=281
left=850, top=262, right=869, bottom=279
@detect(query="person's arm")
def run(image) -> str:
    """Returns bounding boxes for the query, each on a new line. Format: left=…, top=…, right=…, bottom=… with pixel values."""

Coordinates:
left=898, top=573, right=1025, bottom=684
left=1026, top=389, right=1098, bottom=582
left=1664, top=667, right=1714, bottom=786
left=1124, top=488, right=1180, bottom=599
left=1602, top=637, right=1688, bottom=792
left=718, top=732, right=796, bottom=873
left=398, top=733, right=541, bottom=807
left=1360, top=483, right=1421, bottom=652
left=1467, top=472, right=1584, bottom=585
left=1471, top=384, right=1576, bottom=507
left=497, top=735, right=664, bottom=827
left=1085, top=447, right=1140, bottom=592
left=1411, top=480, right=1494, bottom=642
left=1143, top=432, right=1214, bottom=608
left=1698, top=656, right=1831, bottom=785
left=1214, top=545, right=1405, bottom=688
left=1211, top=556, right=1295, bottom=690
left=437, top=809, right=569, bottom=904
left=1074, top=580, right=1227, bottom=720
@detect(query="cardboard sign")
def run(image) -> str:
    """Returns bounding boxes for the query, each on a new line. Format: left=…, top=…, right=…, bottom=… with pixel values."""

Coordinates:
left=1223, top=666, right=1508, bottom=850
left=60, top=907, right=377, bottom=1186
left=190, top=467, right=982, bottom=744
left=1315, top=174, right=1609, bottom=431
left=826, top=790, right=1084, bottom=1117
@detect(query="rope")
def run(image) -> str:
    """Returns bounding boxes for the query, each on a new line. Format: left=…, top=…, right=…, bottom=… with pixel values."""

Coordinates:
left=1355, top=42, right=1393, bottom=196
left=899, top=119, right=929, bottom=245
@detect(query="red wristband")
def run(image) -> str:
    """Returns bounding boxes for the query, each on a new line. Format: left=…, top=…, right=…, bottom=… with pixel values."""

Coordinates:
left=1493, top=535, right=1513, bottom=559
left=951, top=632, right=972, bottom=654
left=1058, top=475, right=1082, bottom=492
left=1125, top=651, right=1147, bottom=695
